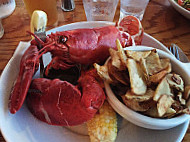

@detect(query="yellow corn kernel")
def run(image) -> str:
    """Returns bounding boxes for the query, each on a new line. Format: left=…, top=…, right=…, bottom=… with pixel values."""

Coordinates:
left=87, top=101, right=117, bottom=142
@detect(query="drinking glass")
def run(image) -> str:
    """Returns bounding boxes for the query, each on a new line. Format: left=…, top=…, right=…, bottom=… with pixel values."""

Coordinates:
left=0, top=0, right=16, bottom=38
left=22, top=0, right=58, bottom=26
left=83, top=0, right=119, bottom=21
left=120, top=0, right=149, bottom=21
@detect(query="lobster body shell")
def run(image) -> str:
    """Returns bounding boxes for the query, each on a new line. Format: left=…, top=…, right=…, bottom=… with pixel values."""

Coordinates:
left=48, top=26, right=131, bottom=65
left=27, top=73, right=105, bottom=126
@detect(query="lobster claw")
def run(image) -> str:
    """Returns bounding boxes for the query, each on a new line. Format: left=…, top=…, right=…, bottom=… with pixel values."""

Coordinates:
left=9, top=45, right=39, bottom=114
left=26, top=70, right=105, bottom=126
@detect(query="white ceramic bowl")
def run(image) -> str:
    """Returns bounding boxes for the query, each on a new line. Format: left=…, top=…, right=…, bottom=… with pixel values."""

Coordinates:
left=105, top=46, right=190, bottom=130
left=168, top=0, right=190, bottom=19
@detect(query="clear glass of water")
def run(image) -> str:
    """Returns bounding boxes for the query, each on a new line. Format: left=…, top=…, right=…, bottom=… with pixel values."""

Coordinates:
left=83, top=0, right=119, bottom=21
left=0, top=0, right=16, bottom=38
left=120, top=0, right=149, bottom=21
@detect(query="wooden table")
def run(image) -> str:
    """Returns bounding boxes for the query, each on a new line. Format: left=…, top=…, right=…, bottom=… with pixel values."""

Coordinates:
left=0, top=0, right=190, bottom=141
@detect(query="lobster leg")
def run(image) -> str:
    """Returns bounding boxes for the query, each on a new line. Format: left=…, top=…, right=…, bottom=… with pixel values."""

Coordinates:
left=9, top=45, right=39, bottom=114
left=44, top=56, right=75, bottom=77
left=26, top=71, right=105, bottom=126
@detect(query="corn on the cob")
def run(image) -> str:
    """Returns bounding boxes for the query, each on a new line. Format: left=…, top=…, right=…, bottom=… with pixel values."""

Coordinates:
left=87, top=101, right=117, bottom=142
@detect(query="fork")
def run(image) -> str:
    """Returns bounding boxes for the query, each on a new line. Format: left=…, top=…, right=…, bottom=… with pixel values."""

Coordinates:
left=34, top=31, right=46, bottom=77
left=169, top=44, right=180, bottom=60
left=34, top=31, right=46, bottom=43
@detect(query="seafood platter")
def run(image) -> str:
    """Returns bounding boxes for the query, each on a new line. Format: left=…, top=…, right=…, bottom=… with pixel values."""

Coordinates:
left=0, top=16, right=190, bottom=142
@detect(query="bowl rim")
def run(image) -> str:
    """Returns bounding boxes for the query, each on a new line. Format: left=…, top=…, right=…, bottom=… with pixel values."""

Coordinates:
left=105, top=46, right=190, bottom=130
left=168, top=0, right=190, bottom=16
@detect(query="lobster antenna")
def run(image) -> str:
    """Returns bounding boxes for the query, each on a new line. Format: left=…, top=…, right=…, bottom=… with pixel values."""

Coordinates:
left=37, top=41, right=56, bottom=60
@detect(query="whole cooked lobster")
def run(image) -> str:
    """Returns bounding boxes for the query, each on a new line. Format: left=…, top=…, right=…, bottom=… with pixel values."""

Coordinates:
left=9, top=16, right=143, bottom=126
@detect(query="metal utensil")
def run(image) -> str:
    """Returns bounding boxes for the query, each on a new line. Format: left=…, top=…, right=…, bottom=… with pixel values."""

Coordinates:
left=34, top=31, right=46, bottom=77
left=34, top=31, right=46, bottom=43
left=169, top=44, right=180, bottom=60
left=169, top=44, right=190, bottom=63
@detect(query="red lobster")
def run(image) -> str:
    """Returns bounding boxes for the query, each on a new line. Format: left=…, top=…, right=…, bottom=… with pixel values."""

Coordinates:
left=9, top=16, right=143, bottom=126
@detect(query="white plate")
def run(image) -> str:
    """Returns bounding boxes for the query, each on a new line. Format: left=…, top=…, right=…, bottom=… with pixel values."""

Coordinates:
left=0, top=21, right=189, bottom=142
left=168, top=0, right=190, bottom=20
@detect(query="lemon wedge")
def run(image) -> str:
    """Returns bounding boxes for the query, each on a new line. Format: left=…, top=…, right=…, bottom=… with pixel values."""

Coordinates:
left=30, top=10, right=47, bottom=34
